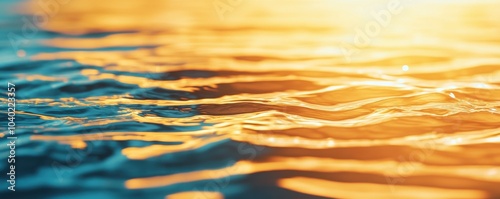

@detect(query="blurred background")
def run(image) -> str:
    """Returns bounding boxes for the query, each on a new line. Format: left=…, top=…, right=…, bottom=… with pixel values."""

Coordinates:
left=1, top=0, right=500, bottom=198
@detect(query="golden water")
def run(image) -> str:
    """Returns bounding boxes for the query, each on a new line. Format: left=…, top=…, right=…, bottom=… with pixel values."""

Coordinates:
left=10, top=0, right=500, bottom=198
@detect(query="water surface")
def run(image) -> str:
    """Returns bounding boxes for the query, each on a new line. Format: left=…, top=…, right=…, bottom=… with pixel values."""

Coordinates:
left=1, top=0, right=500, bottom=198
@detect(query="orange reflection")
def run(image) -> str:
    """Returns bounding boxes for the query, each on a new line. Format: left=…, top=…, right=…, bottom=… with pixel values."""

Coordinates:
left=125, top=156, right=500, bottom=190
left=122, top=136, right=228, bottom=160
left=166, top=192, right=223, bottom=199
left=17, top=74, right=68, bottom=82
left=278, top=177, right=487, bottom=199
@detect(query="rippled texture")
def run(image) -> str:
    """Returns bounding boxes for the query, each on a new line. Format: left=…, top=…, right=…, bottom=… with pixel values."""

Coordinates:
left=1, top=0, right=500, bottom=198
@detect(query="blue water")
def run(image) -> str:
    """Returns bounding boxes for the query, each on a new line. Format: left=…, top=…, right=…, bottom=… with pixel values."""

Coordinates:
left=0, top=2, right=271, bottom=199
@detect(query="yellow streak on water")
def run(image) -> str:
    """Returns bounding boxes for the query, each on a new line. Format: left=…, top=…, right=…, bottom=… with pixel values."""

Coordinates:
left=166, top=192, right=224, bottom=199
left=279, top=177, right=487, bottom=199
left=16, top=74, right=68, bottom=82
left=123, top=156, right=500, bottom=191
